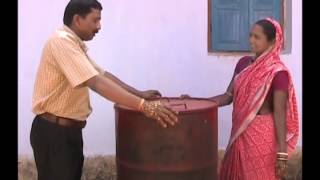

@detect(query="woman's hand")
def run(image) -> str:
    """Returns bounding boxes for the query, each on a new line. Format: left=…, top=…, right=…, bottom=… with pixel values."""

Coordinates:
left=276, top=159, right=288, bottom=179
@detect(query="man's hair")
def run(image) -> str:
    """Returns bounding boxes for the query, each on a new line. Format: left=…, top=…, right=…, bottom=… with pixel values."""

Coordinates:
left=63, top=0, right=102, bottom=26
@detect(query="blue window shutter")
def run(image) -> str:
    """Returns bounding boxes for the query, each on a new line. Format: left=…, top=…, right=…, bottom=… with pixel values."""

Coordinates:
left=212, top=0, right=249, bottom=51
left=211, top=0, right=281, bottom=52
left=249, top=0, right=281, bottom=27
left=246, top=0, right=281, bottom=50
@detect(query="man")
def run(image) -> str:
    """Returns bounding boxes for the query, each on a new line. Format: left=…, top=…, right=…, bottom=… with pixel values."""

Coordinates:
left=30, top=0, right=178, bottom=179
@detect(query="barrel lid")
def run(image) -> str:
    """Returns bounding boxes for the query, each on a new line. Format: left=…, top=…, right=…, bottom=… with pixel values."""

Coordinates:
left=115, top=97, right=217, bottom=114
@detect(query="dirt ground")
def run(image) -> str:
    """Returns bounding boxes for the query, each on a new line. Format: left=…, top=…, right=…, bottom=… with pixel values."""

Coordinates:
left=18, top=148, right=302, bottom=180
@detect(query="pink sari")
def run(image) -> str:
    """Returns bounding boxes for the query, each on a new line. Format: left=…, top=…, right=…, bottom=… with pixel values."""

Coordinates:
left=219, top=18, right=299, bottom=180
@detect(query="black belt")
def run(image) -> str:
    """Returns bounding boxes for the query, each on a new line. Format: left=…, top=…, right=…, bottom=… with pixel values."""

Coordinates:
left=38, top=112, right=86, bottom=129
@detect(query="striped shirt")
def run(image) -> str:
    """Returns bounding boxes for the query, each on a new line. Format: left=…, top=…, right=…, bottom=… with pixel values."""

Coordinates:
left=32, top=25, right=104, bottom=121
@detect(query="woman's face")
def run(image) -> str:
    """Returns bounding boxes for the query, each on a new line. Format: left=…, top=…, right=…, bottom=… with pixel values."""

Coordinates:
left=249, top=24, right=274, bottom=55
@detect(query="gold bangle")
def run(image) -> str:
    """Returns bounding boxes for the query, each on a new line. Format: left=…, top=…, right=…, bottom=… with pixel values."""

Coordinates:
left=277, top=152, right=288, bottom=156
left=277, top=158, right=288, bottom=161
left=277, top=155, right=288, bottom=158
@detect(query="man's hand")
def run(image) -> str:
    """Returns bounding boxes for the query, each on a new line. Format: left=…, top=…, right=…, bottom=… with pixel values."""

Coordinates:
left=141, top=100, right=178, bottom=128
left=180, top=94, right=191, bottom=99
left=139, top=90, right=162, bottom=100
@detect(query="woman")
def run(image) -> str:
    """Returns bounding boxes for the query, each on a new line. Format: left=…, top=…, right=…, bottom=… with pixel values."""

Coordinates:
left=182, top=18, right=299, bottom=179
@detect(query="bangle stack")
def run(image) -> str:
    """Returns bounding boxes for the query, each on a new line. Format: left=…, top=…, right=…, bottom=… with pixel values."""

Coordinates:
left=277, top=152, right=288, bottom=161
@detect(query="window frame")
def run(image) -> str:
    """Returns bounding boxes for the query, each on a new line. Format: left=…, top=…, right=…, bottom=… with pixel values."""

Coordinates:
left=208, top=0, right=288, bottom=55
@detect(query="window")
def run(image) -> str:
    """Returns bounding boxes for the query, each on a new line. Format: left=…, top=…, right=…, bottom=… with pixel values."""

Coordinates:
left=209, top=0, right=283, bottom=52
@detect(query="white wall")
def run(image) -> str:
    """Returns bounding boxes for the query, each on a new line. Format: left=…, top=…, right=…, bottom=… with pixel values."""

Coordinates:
left=18, top=0, right=302, bottom=155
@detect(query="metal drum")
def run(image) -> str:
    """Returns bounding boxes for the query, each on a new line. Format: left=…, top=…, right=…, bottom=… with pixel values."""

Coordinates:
left=114, top=97, right=218, bottom=180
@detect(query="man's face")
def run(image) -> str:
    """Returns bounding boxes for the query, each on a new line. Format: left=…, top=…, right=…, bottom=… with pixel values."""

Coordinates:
left=77, top=8, right=101, bottom=41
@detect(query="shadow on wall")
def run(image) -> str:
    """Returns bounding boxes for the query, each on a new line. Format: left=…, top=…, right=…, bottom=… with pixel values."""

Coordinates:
left=18, top=148, right=302, bottom=180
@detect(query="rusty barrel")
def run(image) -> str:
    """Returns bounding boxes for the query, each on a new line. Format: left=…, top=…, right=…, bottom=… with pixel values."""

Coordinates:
left=114, top=97, right=218, bottom=180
